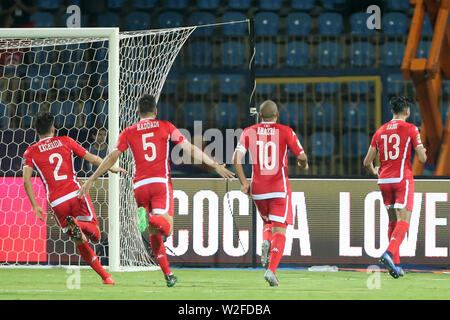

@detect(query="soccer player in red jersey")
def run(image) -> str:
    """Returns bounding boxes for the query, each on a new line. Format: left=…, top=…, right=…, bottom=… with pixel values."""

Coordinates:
left=23, top=111, right=126, bottom=285
left=364, top=96, right=427, bottom=278
left=79, top=94, right=234, bottom=287
left=233, top=100, right=308, bottom=286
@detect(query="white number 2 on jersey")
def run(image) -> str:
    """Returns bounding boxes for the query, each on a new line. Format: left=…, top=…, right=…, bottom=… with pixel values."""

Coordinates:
left=142, top=132, right=156, bottom=162
left=49, top=153, right=68, bottom=181
left=256, top=141, right=276, bottom=170
left=380, top=133, right=400, bottom=160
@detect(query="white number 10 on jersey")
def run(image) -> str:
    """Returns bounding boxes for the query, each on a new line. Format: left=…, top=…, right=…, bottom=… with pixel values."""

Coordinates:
left=256, top=141, right=276, bottom=170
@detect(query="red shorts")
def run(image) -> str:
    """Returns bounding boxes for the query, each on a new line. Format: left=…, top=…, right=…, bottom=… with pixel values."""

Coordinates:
left=51, top=194, right=98, bottom=231
left=133, top=179, right=174, bottom=217
left=378, top=178, right=414, bottom=212
left=253, top=193, right=293, bottom=225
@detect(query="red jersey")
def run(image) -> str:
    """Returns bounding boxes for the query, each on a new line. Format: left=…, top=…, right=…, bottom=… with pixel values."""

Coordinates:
left=114, top=118, right=187, bottom=187
left=23, top=136, right=88, bottom=205
left=236, top=122, right=304, bottom=199
left=370, top=119, right=423, bottom=184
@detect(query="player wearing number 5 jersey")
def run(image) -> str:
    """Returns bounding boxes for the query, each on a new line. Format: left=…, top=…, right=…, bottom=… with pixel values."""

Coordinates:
left=23, top=111, right=126, bottom=285
left=79, top=94, right=234, bottom=287
left=364, top=96, right=427, bottom=279
left=233, top=100, right=309, bottom=287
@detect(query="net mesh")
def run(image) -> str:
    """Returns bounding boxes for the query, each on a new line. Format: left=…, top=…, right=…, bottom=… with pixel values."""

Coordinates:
left=0, top=26, right=196, bottom=269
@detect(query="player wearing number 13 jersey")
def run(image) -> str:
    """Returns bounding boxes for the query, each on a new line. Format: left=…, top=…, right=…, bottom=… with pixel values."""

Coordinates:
left=233, top=100, right=309, bottom=287
left=23, top=111, right=125, bottom=285
left=79, top=94, right=234, bottom=287
left=364, top=96, right=427, bottom=279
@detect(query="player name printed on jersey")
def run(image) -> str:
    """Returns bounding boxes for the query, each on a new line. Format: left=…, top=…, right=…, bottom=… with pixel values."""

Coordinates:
left=37, top=139, right=63, bottom=152
left=137, top=120, right=160, bottom=131
left=257, top=127, right=276, bottom=135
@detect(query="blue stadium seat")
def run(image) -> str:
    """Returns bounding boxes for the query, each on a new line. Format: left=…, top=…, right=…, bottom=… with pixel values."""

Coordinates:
left=107, top=0, right=125, bottom=9
left=286, top=12, right=311, bottom=36
left=422, top=15, right=433, bottom=37
left=383, top=12, right=408, bottom=36
left=189, top=41, right=213, bottom=67
left=386, top=74, right=404, bottom=95
left=157, top=103, right=175, bottom=122
left=317, top=41, right=342, bottom=67
left=218, top=74, right=245, bottom=95
left=61, top=101, right=76, bottom=128
left=214, top=103, right=239, bottom=127
left=255, top=42, right=278, bottom=67
left=222, top=12, right=247, bottom=36
left=189, top=12, right=215, bottom=36
left=83, top=100, right=95, bottom=127
left=350, top=12, right=375, bottom=35
left=0, top=103, right=9, bottom=129
left=441, top=104, right=449, bottom=124
left=256, top=83, right=275, bottom=95
left=416, top=41, right=431, bottom=58
left=180, top=103, right=207, bottom=127
left=157, top=11, right=183, bottom=29
left=30, top=76, right=52, bottom=92
left=282, top=103, right=304, bottom=127
left=387, top=0, right=410, bottom=10
left=343, top=132, right=368, bottom=157
left=409, top=104, right=422, bottom=127
left=291, top=0, right=315, bottom=11
left=259, top=0, right=282, bottom=10
left=222, top=41, right=246, bottom=67
left=125, top=12, right=151, bottom=31
left=134, top=0, right=157, bottom=9
left=349, top=82, right=370, bottom=95
left=343, top=103, right=368, bottom=129
left=165, top=0, right=189, bottom=9
left=318, top=13, right=343, bottom=35
left=228, top=0, right=251, bottom=10
left=197, top=0, right=220, bottom=10
left=186, top=74, right=212, bottom=95
left=315, top=82, right=339, bottom=95
left=310, top=102, right=335, bottom=128
left=321, top=0, right=345, bottom=10
left=30, top=12, right=55, bottom=27
left=161, top=73, right=178, bottom=95
left=254, top=12, right=279, bottom=36
left=309, top=132, right=335, bottom=157
left=283, top=83, right=305, bottom=95
left=381, top=42, right=405, bottom=67
left=350, top=42, right=374, bottom=67
left=37, top=0, right=61, bottom=10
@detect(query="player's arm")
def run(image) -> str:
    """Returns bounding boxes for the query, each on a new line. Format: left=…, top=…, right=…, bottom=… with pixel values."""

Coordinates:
left=232, top=148, right=250, bottom=195
left=363, top=146, right=379, bottom=176
left=83, top=152, right=127, bottom=175
left=297, top=152, right=308, bottom=170
left=23, top=166, right=46, bottom=222
left=78, top=150, right=123, bottom=198
left=179, top=140, right=234, bottom=179
left=415, top=145, right=427, bottom=163
left=412, top=126, right=427, bottom=164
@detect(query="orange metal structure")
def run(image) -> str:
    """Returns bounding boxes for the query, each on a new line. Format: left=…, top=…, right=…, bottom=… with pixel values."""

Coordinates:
left=402, top=0, right=450, bottom=175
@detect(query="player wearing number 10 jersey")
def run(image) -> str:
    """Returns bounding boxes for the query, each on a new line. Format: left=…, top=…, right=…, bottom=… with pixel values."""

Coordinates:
left=364, top=96, right=427, bottom=279
left=23, top=111, right=125, bottom=285
left=79, top=94, right=234, bottom=287
left=233, top=100, right=309, bottom=287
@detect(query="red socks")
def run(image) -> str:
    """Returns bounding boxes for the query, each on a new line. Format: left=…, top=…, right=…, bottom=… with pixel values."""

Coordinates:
left=388, top=221, right=400, bottom=264
left=268, top=233, right=286, bottom=274
left=150, top=234, right=171, bottom=276
left=77, top=221, right=101, bottom=242
left=76, top=241, right=109, bottom=280
left=263, top=223, right=272, bottom=243
left=387, top=221, right=409, bottom=260
left=149, top=214, right=171, bottom=237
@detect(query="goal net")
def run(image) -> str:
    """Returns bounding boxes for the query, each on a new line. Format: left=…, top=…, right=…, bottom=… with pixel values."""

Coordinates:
left=0, top=26, right=195, bottom=271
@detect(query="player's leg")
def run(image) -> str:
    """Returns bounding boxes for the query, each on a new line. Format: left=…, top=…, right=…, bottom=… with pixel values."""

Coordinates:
left=64, top=198, right=113, bottom=285
left=387, top=207, right=400, bottom=265
left=76, top=195, right=101, bottom=242
left=253, top=199, right=271, bottom=269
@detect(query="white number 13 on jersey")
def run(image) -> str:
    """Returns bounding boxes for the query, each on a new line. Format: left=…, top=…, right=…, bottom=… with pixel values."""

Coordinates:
left=380, top=133, right=400, bottom=160
left=142, top=132, right=156, bottom=162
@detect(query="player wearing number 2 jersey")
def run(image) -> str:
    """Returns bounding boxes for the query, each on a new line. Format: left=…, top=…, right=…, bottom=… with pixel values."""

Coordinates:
left=364, top=96, right=427, bottom=279
left=233, top=100, right=309, bottom=287
left=79, top=94, right=234, bottom=287
left=23, top=111, right=126, bottom=285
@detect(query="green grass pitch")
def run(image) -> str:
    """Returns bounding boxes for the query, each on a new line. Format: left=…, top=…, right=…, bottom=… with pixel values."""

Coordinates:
left=0, top=268, right=449, bottom=300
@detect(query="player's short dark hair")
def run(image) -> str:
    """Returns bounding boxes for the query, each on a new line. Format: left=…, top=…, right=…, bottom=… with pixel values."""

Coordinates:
left=390, top=96, right=412, bottom=114
left=138, top=94, right=157, bottom=115
left=33, top=110, right=54, bottom=135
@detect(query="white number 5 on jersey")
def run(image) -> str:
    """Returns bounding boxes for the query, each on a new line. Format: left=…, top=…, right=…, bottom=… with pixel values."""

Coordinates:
left=142, top=132, right=156, bottom=162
